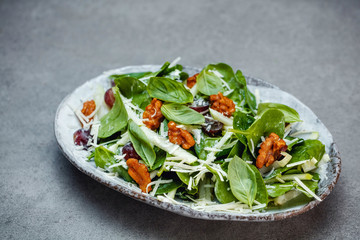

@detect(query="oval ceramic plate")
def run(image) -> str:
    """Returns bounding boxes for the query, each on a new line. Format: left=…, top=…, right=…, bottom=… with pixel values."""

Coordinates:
left=54, top=65, right=341, bottom=221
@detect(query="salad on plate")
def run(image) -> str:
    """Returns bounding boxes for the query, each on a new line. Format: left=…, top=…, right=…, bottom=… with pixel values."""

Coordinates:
left=71, top=59, right=330, bottom=213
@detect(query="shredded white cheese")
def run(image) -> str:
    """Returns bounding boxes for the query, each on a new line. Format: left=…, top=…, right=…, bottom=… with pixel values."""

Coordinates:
left=294, top=177, right=321, bottom=201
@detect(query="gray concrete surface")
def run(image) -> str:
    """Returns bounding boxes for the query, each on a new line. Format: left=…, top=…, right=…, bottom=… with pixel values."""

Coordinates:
left=1, top=0, right=359, bottom=239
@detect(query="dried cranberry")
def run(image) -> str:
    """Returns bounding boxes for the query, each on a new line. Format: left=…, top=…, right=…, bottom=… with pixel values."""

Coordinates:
left=202, top=118, right=224, bottom=137
left=104, top=88, right=115, bottom=108
left=73, top=129, right=91, bottom=148
left=122, top=142, right=141, bottom=160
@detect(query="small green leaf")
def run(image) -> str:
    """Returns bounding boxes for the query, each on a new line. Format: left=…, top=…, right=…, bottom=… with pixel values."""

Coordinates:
left=114, top=76, right=151, bottom=110
left=215, top=178, right=237, bottom=203
left=98, top=87, right=128, bottom=138
left=232, top=109, right=285, bottom=156
left=258, top=103, right=302, bottom=123
left=155, top=181, right=183, bottom=195
left=266, top=183, right=295, bottom=198
left=235, top=70, right=257, bottom=112
left=194, top=133, right=220, bottom=160
left=161, top=103, right=205, bottom=125
left=249, top=165, right=268, bottom=206
left=110, top=71, right=152, bottom=80
left=128, top=120, right=156, bottom=168
left=151, top=147, right=166, bottom=170
left=147, top=77, right=193, bottom=104
left=228, top=156, right=257, bottom=207
left=94, top=146, right=132, bottom=182
left=197, top=66, right=223, bottom=95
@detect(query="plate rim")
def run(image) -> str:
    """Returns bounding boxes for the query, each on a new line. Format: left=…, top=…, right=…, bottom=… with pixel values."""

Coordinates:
left=54, top=65, right=341, bottom=221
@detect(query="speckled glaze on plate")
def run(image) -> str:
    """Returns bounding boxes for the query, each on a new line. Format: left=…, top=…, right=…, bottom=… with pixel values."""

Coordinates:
left=54, top=65, right=341, bottom=221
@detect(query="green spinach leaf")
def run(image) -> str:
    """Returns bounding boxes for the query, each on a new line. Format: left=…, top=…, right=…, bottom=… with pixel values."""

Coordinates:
left=205, top=165, right=237, bottom=203
left=285, top=136, right=304, bottom=151
left=266, top=183, right=295, bottom=198
left=249, top=165, right=268, bottom=206
left=110, top=71, right=152, bottom=81
left=155, top=181, right=183, bottom=195
left=196, top=66, right=223, bottom=95
left=215, top=178, right=237, bottom=203
left=151, top=147, right=167, bottom=170
left=228, top=156, right=257, bottom=207
left=232, top=109, right=285, bottom=156
left=194, top=134, right=220, bottom=160
left=234, top=70, right=257, bottom=112
left=176, top=172, right=198, bottom=194
left=128, top=120, right=156, bottom=168
left=114, top=76, right=151, bottom=110
left=289, top=139, right=325, bottom=164
left=147, top=77, right=193, bottom=104
left=233, top=111, right=255, bottom=145
left=98, top=87, right=128, bottom=138
left=161, top=103, right=205, bottom=125
left=94, top=146, right=132, bottom=182
left=258, top=103, right=302, bottom=123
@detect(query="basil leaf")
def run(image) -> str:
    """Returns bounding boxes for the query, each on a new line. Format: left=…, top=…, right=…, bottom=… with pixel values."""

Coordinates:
left=155, top=181, right=183, bottom=195
left=110, top=71, right=152, bottom=80
left=161, top=103, right=205, bottom=125
left=249, top=165, right=268, bottom=205
left=206, top=63, right=239, bottom=89
left=233, top=111, right=255, bottom=145
left=128, top=120, right=156, bottom=168
left=232, top=109, right=285, bottom=156
left=98, top=87, right=128, bottom=138
left=153, top=62, right=171, bottom=77
left=228, top=156, right=257, bottom=207
left=204, top=164, right=236, bottom=203
left=114, top=76, right=151, bottom=110
left=235, top=70, right=257, bottom=112
left=94, top=146, right=132, bottom=182
left=289, top=139, right=325, bottom=164
left=258, top=103, right=302, bottom=123
left=147, top=77, right=193, bottom=104
left=151, top=147, right=166, bottom=170
left=94, top=146, right=113, bottom=168
left=197, top=66, right=223, bottom=95
left=215, top=178, right=237, bottom=203
left=266, top=183, right=295, bottom=198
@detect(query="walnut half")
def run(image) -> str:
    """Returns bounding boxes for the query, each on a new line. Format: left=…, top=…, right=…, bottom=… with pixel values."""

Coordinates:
left=256, top=133, right=287, bottom=168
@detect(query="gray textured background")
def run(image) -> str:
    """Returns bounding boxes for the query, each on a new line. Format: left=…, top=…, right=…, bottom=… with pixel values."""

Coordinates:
left=1, top=0, right=359, bottom=239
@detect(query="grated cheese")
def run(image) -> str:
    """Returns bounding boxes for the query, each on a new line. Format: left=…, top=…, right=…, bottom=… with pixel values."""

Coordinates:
left=294, top=177, right=321, bottom=201
left=286, top=159, right=310, bottom=168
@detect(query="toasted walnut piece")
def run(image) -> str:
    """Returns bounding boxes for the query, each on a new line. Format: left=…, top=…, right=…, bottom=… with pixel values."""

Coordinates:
left=81, top=100, right=96, bottom=117
left=168, top=121, right=195, bottom=150
left=143, top=98, right=164, bottom=130
left=256, top=133, right=288, bottom=168
left=186, top=73, right=199, bottom=89
left=80, top=100, right=96, bottom=126
left=210, top=92, right=235, bottom=117
left=126, top=158, right=152, bottom=193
